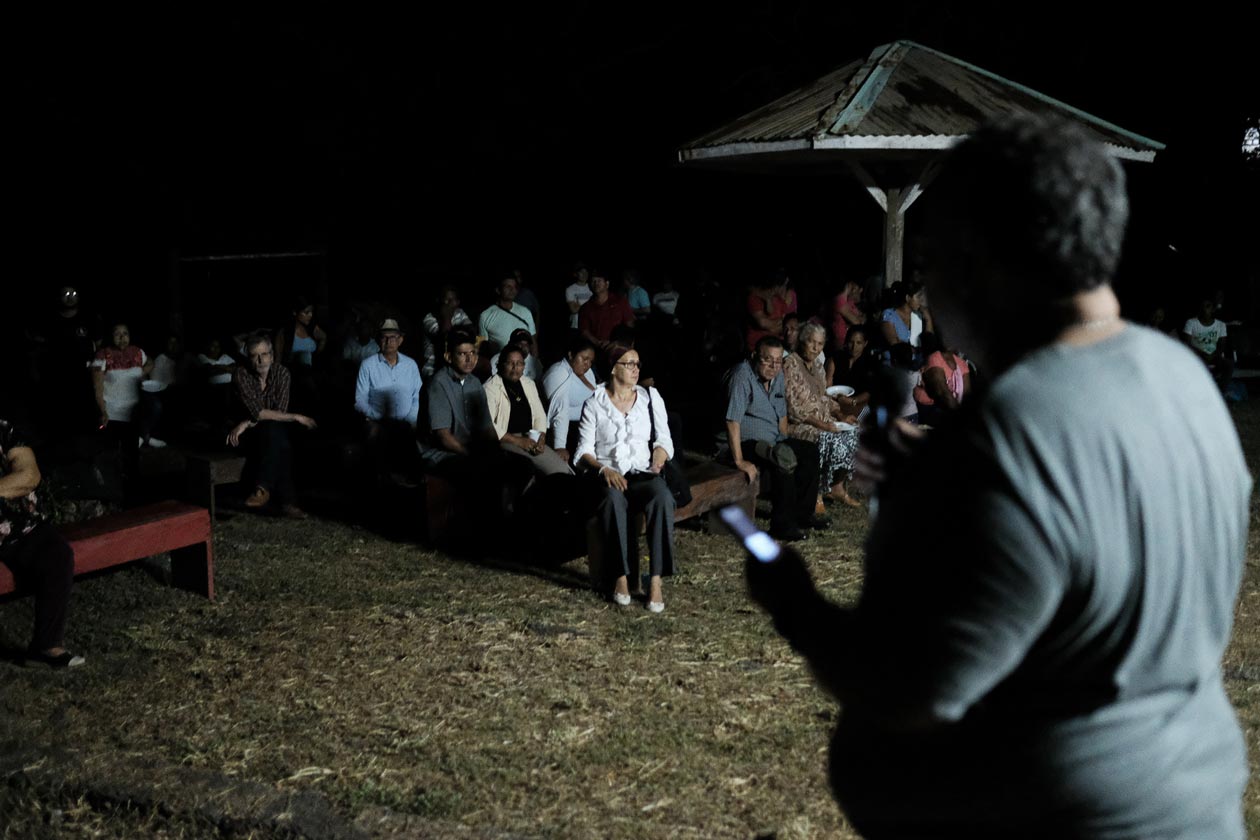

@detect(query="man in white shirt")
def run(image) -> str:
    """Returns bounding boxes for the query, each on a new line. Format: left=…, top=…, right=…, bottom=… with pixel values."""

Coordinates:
left=478, top=274, right=537, bottom=354
left=564, top=262, right=593, bottom=330
left=1183, top=298, right=1233, bottom=386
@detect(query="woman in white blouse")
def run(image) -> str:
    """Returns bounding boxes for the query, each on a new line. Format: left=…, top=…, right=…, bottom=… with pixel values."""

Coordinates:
left=574, top=346, right=676, bottom=613
left=541, top=336, right=599, bottom=463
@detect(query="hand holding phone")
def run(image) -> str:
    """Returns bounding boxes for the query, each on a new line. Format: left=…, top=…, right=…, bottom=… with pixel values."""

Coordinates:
left=723, top=504, right=817, bottom=620
left=718, top=504, right=780, bottom=563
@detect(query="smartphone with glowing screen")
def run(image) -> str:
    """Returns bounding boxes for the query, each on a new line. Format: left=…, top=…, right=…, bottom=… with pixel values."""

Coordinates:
left=718, top=504, right=781, bottom=564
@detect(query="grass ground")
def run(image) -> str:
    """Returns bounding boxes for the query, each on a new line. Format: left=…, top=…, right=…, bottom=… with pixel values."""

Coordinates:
left=1, top=405, right=1257, bottom=838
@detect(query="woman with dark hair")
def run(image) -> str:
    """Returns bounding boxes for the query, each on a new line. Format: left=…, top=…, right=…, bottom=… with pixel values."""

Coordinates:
left=784, top=323, right=861, bottom=509
left=826, top=325, right=877, bottom=412
left=913, top=333, right=972, bottom=426
left=745, top=268, right=798, bottom=352
left=541, top=335, right=599, bottom=463
left=830, top=279, right=868, bottom=349
left=484, top=346, right=572, bottom=477
left=273, top=296, right=327, bottom=413
left=575, top=346, right=676, bottom=612
left=273, top=296, right=327, bottom=369
left=91, top=323, right=153, bottom=482
left=880, top=280, right=933, bottom=367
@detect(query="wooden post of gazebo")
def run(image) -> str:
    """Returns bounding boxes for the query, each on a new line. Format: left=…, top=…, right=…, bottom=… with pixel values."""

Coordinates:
left=848, top=161, right=939, bottom=287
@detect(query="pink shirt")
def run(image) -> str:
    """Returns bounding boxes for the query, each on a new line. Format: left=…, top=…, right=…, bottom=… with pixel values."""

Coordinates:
left=831, top=292, right=863, bottom=347
left=745, top=289, right=798, bottom=351
left=913, top=351, right=966, bottom=406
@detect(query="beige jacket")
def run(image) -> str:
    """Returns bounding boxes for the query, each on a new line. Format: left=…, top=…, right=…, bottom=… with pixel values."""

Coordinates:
left=483, top=375, right=547, bottom=440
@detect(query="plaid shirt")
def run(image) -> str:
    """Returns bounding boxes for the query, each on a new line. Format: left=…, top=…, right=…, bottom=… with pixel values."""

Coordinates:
left=232, top=363, right=291, bottom=422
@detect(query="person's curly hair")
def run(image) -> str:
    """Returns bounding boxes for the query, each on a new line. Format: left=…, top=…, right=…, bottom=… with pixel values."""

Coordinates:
left=934, top=113, right=1129, bottom=296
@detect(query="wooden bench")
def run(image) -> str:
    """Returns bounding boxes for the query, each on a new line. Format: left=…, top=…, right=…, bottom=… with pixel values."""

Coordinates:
left=185, top=453, right=247, bottom=519
left=0, top=501, right=215, bottom=600
left=674, top=458, right=757, bottom=523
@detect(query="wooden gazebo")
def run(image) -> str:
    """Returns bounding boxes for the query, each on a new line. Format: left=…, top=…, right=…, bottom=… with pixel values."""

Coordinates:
left=678, top=40, right=1164, bottom=286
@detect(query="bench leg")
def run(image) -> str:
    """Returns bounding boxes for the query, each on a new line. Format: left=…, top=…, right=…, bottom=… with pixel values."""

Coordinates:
left=170, top=541, right=215, bottom=600
left=186, top=459, right=216, bottom=520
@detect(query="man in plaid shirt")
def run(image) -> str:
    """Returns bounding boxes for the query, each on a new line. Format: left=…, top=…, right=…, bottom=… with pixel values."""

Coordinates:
left=227, top=334, right=316, bottom=518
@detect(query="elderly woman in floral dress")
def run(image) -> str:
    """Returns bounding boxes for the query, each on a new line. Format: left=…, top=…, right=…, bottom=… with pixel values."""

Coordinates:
left=783, top=322, right=861, bottom=509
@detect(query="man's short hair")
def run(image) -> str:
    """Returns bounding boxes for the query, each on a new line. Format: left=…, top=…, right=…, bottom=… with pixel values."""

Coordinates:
left=933, top=114, right=1129, bottom=296
left=244, top=333, right=273, bottom=354
left=446, top=327, right=476, bottom=355
left=753, top=335, right=784, bottom=358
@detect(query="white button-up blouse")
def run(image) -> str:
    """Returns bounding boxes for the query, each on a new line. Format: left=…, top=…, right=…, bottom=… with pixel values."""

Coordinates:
left=574, top=385, right=674, bottom=475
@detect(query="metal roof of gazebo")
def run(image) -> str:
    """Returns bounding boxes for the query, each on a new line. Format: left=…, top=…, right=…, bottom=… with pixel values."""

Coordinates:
left=678, top=40, right=1164, bottom=284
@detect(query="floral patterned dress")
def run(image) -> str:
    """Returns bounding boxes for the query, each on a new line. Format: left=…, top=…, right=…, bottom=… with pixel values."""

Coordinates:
left=0, top=420, right=45, bottom=550
left=783, top=352, right=858, bottom=487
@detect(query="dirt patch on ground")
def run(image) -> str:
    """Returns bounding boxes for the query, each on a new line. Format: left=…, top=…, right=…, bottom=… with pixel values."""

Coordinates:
left=2, top=406, right=1258, bottom=837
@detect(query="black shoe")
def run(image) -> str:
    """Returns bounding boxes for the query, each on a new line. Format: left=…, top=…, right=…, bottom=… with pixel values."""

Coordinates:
left=808, top=515, right=830, bottom=531
left=25, top=650, right=85, bottom=669
left=769, top=526, right=808, bottom=543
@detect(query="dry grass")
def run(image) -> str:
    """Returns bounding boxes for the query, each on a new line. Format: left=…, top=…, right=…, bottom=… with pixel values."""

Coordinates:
left=1, top=403, right=1258, bottom=838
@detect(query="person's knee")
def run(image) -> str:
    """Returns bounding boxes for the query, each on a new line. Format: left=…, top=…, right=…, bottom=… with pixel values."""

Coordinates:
left=643, top=478, right=675, bottom=512
left=596, top=486, right=628, bottom=514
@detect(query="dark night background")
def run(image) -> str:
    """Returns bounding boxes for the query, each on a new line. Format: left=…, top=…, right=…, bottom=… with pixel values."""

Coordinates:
left=12, top=4, right=1257, bottom=347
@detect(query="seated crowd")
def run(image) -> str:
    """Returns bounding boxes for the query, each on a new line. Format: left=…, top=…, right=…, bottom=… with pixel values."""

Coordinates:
left=7, top=266, right=1239, bottom=667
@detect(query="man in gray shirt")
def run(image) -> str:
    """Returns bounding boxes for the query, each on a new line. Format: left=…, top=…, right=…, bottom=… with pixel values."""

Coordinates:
left=419, top=330, right=531, bottom=543
left=724, top=336, right=820, bottom=541
left=748, top=116, right=1250, bottom=838
left=418, top=331, right=495, bottom=467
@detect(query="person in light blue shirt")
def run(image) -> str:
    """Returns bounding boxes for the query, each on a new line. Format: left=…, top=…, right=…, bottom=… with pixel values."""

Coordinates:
left=354, top=318, right=422, bottom=484
left=623, top=268, right=651, bottom=320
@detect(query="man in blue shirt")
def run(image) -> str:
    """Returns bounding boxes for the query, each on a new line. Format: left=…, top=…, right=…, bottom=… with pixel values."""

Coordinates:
left=354, top=318, right=422, bottom=485
left=724, top=336, right=820, bottom=542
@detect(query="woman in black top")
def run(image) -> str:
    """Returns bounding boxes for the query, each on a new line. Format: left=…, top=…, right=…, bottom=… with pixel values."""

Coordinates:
left=826, top=325, right=877, bottom=415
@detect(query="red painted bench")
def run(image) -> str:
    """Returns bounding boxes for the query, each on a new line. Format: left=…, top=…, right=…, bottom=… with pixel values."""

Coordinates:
left=0, top=501, right=215, bottom=600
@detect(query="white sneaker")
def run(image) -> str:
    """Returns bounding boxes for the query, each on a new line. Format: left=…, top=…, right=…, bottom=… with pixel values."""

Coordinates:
left=612, top=591, right=632, bottom=606
left=147, top=437, right=167, bottom=448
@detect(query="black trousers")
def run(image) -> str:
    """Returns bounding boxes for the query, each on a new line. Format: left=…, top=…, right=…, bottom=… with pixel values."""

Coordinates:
left=0, top=523, right=74, bottom=652
left=101, top=419, right=140, bottom=481
left=589, top=472, right=676, bottom=581
left=744, top=438, right=820, bottom=532
left=424, top=447, right=535, bottom=527
left=364, top=418, right=419, bottom=480
left=246, top=421, right=296, bottom=504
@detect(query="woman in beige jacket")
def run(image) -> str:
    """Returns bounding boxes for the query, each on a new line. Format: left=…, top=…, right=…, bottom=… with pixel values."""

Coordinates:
left=484, top=346, right=573, bottom=477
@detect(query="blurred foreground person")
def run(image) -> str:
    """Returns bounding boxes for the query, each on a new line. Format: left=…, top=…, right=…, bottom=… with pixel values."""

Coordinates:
left=747, top=115, right=1250, bottom=838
